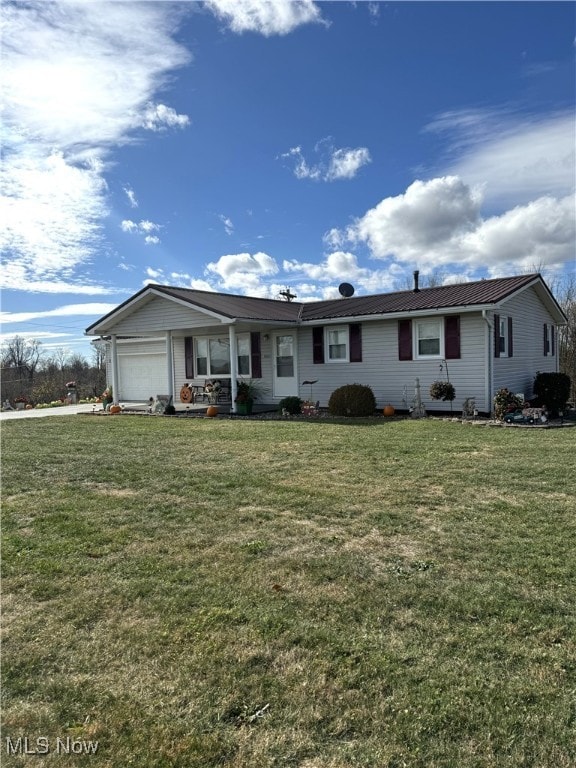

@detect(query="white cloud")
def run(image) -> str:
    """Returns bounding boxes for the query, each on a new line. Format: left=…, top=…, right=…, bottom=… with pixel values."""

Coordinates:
left=141, top=103, right=190, bottom=132
left=123, top=186, right=138, bottom=208
left=426, top=108, right=575, bottom=206
left=1, top=303, right=119, bottom=324
left=284, top=251, right=402, bottom=294
left=327, top=147, right=372, bottom=180
left=219, top=214, right=235, bottom=235
left=204, top=0, right=326, bottom=36
left=206, top=252, right=279, bottom=291
left=334, top=176, right=575, bottom=275
left=346, top=176, right=482, bottom=260
left=122, top=219, right=162, bottom=244
left=1, top=0, right=190, bottom=291
left=280, top=139, right=371, bottom=181
left=0, top=260, right=119, bottom=294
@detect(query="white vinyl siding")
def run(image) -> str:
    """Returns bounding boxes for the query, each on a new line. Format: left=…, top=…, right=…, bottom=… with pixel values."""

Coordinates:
left=493, top=287, right=560, bottom=399
left=299, top=313, right=488, bottom=412
left=109, top=295, right=219, bottom=335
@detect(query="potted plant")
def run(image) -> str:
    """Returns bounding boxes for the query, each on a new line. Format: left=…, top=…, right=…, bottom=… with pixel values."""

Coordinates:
left=234, top=379, right=267, bottom=415
left=429, top=381, right=456, bottom=403
left=101, top=386, right=113, bottom=409
left=14, top=395, right=29, bottom=411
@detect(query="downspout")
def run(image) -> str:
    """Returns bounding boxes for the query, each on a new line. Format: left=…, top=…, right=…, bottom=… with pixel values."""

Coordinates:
left=482, top=311, right=493, bottom=415
left=228, top=324, right=238, bottom=413
left=165, top=331, right=174, bottom=402
left=110, top=334, right=120, bottom=405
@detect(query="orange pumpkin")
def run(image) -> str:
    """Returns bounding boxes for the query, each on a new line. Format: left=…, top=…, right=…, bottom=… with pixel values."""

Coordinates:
left=383, top=404, right=395, bottom=417
left=206, top=405, right=218, bottom=418
left=109, top=404, right=122, bottom=414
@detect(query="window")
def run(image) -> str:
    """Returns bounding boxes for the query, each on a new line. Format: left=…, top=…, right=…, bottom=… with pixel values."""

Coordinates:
left=237, top=335, right=250, bottom=374
left=415, top=319, right=442, bottom=358
left=494, top=314, right=513, bottom=358
left=498, top=317, right=508, bottom=356
left=543, top=323, right=555, bottom=357
left=327, top=327, right=348, bottom=361
left=194, top=334, right=251, bottom=377
left=313, top=324, right=362, bottom=364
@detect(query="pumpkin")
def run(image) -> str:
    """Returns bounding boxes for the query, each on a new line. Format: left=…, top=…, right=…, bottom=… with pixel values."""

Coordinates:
left=180, top=385, right=193, bottom=403
left=206, top=405, right=218, bottom=418
left=109, top=404, right=122, bottom=414
left=383, top=404, right=395, bottom=417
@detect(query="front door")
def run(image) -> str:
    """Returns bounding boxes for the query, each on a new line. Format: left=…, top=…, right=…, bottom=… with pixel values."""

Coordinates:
left=273, top=331, right=298, bottom=398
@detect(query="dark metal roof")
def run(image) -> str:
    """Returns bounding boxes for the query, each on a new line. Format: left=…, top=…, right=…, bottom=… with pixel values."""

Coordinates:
left=87, top=273, right=564, bottom=335
left=151, top=285, right=303, bottom=322
left=300, top=274, right=542, bottom=320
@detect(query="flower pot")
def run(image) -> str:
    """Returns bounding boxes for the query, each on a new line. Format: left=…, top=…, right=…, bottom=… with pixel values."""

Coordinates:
left=15, top=402, right=25, bottom=410
left=236, top=401, right=253, bottom=415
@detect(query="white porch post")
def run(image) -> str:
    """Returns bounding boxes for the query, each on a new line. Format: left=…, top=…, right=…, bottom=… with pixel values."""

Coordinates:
left=228, top=325, right=238, bottom=413
left=110, top=334, right=119, bottom=405
left=166, top=331, right=174, bottom=402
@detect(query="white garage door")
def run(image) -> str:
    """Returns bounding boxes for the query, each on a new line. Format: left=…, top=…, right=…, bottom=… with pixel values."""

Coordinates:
left=118, top=353, right=167, bottom=400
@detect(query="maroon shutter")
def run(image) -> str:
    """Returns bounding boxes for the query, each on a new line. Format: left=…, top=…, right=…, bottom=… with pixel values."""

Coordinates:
left=494, top=314, right=500, bottom=358
left=313, top=326, right=324, bottom=364
left=507, top=317, right=513, bottom=358
left=543, top=323, right=549, bottom=356
left=444, top=316, right=461, bottom=360
left=551, top=325, right=555, bottom=356
left=184, top=337, right=194, bottom=379
left=398, top=319, right=412, bottom=360
left=250, top=332, right=262, bottom=378
left=349, top=323, right=362, bottom=362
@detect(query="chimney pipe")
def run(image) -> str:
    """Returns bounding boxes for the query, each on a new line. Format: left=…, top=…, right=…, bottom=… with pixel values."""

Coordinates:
left=413, top=270, right=420, bottom=293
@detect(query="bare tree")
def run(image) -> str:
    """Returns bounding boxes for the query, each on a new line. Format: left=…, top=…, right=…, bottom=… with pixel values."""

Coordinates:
left=1, top=336, right=42, bottom=382
left=555, top=273, right=576, bottom=403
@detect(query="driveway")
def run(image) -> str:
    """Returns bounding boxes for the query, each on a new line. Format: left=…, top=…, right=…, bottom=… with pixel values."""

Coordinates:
left=0, top=403, right=145, bottom=421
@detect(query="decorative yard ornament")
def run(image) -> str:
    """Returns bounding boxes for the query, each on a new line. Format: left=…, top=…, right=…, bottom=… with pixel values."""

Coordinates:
left=411, top=378, right=427, bottom=419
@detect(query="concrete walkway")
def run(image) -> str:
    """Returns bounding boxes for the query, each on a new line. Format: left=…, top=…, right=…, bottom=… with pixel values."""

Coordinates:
left=0, top=402, right=145, bottom=421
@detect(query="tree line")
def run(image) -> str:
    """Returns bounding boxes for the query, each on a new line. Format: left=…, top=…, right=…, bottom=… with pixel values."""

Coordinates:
left=1, top=337, right=106, bottom=406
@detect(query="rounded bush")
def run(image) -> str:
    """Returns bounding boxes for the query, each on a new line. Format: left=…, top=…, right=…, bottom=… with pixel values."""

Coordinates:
left=278, top=396, right=302, bottom=415
left=533, top=372, right=571, bottom=416
left=328, top=383, right=376, bottom=417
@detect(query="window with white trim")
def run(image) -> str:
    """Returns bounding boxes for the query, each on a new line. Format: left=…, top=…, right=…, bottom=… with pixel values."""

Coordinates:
left=195, top=334, right=250, bottom=377
left=327, top=327, right=348, bottom=362
left=544, top=323, right=555, bottom=357
left=415, top=319, right=442, bottom=359
left=498, top=317, right=509, bottom=357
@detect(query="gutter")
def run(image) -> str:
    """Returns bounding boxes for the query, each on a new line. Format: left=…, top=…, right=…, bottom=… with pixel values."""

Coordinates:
left=302, top=303, right=499, bottom=326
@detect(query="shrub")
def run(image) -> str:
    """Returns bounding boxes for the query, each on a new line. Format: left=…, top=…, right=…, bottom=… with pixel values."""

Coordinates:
left=328, top=384, right=376, bottom=417
left=164, top=404, right=176, bottom=416
left=493, top=388, right=523, bottom=420
left=278, top=396, right=302, bottom=415
left=533, top=371, right=571, bottom=416
left=429, top=381, right=456, bottom=402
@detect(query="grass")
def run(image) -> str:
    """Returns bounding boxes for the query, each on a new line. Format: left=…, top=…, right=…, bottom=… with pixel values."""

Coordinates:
left=1, top=415, right=575, bottom=767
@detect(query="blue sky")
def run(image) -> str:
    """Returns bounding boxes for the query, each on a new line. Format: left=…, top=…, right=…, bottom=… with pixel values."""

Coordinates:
left=2, top=0, right=575, bottom=359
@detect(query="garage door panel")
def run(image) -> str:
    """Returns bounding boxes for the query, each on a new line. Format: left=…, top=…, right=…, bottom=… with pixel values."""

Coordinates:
left=118, top=354, right=167, bottom=400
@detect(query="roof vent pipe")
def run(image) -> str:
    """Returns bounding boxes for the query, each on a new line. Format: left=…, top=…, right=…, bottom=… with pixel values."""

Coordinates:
left=413, top=270, right=420, bottom=293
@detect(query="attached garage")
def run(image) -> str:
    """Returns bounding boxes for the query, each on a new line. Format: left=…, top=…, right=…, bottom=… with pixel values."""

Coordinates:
left=114, top=341, right=168, bottom=401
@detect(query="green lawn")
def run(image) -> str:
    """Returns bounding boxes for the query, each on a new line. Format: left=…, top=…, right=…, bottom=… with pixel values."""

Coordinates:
left=2, top=416, right=575, bottom=767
